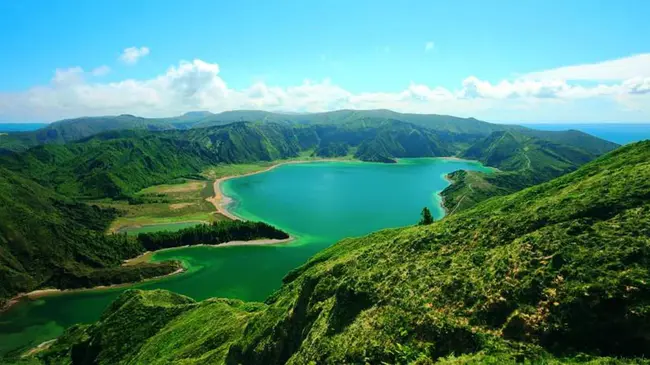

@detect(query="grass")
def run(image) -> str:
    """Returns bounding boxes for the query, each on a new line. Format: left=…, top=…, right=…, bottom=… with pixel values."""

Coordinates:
left=96, top=179, right=229, bottom=233
left=202, top=163, right=275, bottom=180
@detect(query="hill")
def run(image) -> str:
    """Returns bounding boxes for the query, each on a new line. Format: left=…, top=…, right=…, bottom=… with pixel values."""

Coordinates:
left=192, top=109, right=519, bottom=135
left=34, top=141, right=650, bottom=364
left=0, top=120, right=471, bottom=198
left=0, top=109, right=518, bottom=152
left=0, top=167, right=181, bottom=306
left=440, top=130, right=619, bottom=212
left=0, top=113, right=212, bottom=152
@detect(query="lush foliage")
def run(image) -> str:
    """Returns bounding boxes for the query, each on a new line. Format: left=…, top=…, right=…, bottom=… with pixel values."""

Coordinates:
left=0, top=164, right=288, bottom=305
left=441, top=130, right=618, bottom=212
left=3, top=120, right=616, bottom=202
left=136, top=221, right=289, bottom=251
left=0, top=166, right=180, bottom=305
left=36, top=141, right=650, bottom=364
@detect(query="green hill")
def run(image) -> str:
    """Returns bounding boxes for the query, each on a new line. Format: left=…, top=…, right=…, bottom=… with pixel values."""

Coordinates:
left=441, top=130, right=618, bottom=212
left=0, top=120, right=474, bottom=198
left=0, top=167, right=180, bottom=306
left=35, top=141, right=650, bottom=364
left=0, top=112, right=214, bottom=152
left=0, top=109, right=518, bottom=152
left=192, top=109, right=518, bottom=135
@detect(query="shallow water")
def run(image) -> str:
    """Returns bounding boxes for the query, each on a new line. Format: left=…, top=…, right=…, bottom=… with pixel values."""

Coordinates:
left=0, top=158, right=490, bottom=356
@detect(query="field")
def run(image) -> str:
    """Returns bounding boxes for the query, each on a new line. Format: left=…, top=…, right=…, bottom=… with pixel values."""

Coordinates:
left=97, top=178, right=228, bottom=233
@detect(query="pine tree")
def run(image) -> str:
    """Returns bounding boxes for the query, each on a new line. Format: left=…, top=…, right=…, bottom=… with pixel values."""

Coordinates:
left=418, top=207, right=434, bottom=225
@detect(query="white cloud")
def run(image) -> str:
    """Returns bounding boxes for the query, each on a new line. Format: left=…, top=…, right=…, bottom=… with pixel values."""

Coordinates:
left=91, top=65, right=111, bottom=76
left=522, top=53, right=650, bottom=81
left=1, top=54, right=649, bottom=123
left=119, top=46, right=150, bottom=65
left=425, top=41, right=434, bottom=52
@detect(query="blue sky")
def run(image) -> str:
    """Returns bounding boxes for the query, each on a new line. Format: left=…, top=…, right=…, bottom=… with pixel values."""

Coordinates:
left=0, top=0, right=649, bottom=122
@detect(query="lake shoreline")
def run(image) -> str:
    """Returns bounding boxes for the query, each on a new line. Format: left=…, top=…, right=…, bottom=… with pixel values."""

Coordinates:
left=2, top=156, right=480, bottom=314
left=206, top=158, right=358, bottom=221
left=438, top=173, right=455, bottom=216
left=1, top=267, right=186, bottom=314
left=2, top=234, right=296, bottom=314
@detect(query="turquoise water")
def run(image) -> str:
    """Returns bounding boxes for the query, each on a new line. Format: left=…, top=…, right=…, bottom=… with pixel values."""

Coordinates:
left=0, top=158, right=490, bottom=357
left=0, top=123, right=48, bottom=132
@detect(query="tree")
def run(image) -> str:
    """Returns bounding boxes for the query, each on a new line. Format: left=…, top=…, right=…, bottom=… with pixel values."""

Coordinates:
left=418, top=207, right=434, bottom=225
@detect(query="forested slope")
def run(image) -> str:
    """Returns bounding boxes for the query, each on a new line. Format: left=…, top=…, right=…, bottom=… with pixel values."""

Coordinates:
left=36, top=141, right=650, bottom=364
left=0, top=167, right=180, bottom=306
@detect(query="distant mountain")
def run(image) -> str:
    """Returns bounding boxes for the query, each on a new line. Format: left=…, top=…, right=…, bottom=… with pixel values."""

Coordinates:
left=38, top=141, right=650, bottom=364
left=1, top=120, right=618, bottom=201
left=0, top=112, right=211, bottom=151
left=193, top=109, right=520, bottom=135
left=0, top=120, right=465, bottom=198
left=0, top=109, right=521, bottom=152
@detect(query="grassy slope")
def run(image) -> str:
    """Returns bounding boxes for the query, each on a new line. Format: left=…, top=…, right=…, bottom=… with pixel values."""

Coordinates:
left=37, top=141, right=650, bottom=364
left=441, top=131, right=619, bottom=212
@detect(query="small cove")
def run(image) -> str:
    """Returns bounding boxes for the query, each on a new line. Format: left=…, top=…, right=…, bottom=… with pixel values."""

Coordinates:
left=0, top=158, right=491, bottom=356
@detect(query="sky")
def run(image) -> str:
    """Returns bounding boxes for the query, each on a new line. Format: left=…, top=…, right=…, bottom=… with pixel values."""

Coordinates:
left=0, top=0, right=649, bottom=123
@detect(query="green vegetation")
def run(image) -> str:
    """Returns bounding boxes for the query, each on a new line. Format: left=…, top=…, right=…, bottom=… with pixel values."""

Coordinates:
left=30, top=141, right=650, bottom=364
left=0, top=110, right=516, bottom=153
left=0, top=113, right=211, bottom=152
left=0, top=114, right=616, bottom=204
left=441, top=130, right=618, bottom=212
left=203, top=162, right=275, bottom=180
left=136, top=221, right=289, bottom=251
left=0, top=120, right=472, bottom=198
left=0, top=166, right=181, bottom=306
left=97, top=179, right=226, bottom=233
left=0, top=163, right=288, bottom=307
left=418, top=207, right=434, bottom=225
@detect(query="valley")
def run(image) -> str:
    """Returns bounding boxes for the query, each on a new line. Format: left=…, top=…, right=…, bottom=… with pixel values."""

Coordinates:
left=0, top=157, right=490, bottom=357
left=1, top=109, right=645, bottom=364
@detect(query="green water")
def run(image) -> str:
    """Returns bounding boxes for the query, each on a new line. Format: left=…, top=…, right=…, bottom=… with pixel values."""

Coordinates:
left=0, top=158, right=490, bottom=356
left=117, top=221, right=204, bottom=235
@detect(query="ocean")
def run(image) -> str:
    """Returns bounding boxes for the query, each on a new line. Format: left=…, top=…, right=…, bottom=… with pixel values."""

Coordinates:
left=0, top=123, right=48, bottom=132
left=521, top=123, right=650, bottom=145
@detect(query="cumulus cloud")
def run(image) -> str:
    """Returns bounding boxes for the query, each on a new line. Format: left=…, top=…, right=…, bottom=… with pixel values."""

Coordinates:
left=425, top=41, right=434, bottom=52
left=119, top=46, right=150, bottom=64
left=0, top=54, right=649, bottom=122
